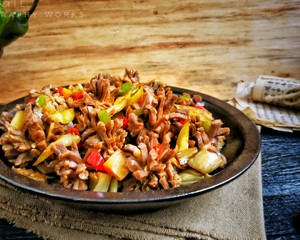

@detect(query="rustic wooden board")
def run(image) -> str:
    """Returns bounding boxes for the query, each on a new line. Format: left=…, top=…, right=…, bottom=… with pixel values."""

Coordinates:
left=1, top=0, right=300, bottom=103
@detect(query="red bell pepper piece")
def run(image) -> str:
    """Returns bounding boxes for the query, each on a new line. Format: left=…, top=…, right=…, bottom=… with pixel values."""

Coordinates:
left=86, top=149, right=105, bottom=172
left=72, top=92, right=84, bottom=100
left=57, top=86, right=64, bottom=96
left=120, top=117, right=128, bottom=129
left=195, top=102, right=205, bottom=110
left=180, top=119, right=186, bottom=125
left=66, top=127, right=80, bottom=136
left=27, top=98, right=36, bottom=104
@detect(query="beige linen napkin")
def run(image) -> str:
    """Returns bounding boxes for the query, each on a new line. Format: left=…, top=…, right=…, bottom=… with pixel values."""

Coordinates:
left=0, top=154, right=266, bottom=240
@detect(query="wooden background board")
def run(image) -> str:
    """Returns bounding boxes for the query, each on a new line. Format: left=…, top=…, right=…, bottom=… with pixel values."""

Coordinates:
left=0, top=0, right=300, bottom=103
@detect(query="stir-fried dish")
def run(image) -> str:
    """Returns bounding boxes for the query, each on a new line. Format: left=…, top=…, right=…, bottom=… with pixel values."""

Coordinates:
left=0, top=69, right=230, bottom=192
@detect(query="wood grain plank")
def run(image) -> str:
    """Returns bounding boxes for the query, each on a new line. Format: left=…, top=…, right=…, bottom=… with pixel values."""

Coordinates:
left=1, top=0, right=300, bottom=103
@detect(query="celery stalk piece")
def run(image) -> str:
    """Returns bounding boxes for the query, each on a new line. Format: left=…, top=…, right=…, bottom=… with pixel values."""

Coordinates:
left=89, top=172, right=98, bottom=191
left=10, top=111, right=26, bottom=130
left=103, top=149, right=129, bottom=181
left=92, top=172, right=112, bottom=192
left=107, top=91, right=131, bottom=115
left=179, top=168, right=206, bottom=186
left=128, top=87, right=143, bottom=105
left=51, top=108, right=75, bottom=124
left=176, top=147, right=198, bottom=166
left=221, top=138, right=242, bottom=161
left=109, top=177, right=119, bottom=192
left=188, top=148, right=225, bottom=174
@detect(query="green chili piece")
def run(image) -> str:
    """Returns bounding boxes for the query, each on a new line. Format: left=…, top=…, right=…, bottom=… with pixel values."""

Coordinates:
left=119, top=83, right=133, bottom=96
left=0, top=0, right=40, bottom=56
left=36, top=95, right=46, bottom=107
left=98, top=110, right=111, bottom=124
left=179, top=92, right=191, bottom=101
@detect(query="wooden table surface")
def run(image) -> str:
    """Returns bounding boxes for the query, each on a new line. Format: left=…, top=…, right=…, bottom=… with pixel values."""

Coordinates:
left=1, top=0, right=300, bottom=103
left=0, top=0, right=300, bottom=239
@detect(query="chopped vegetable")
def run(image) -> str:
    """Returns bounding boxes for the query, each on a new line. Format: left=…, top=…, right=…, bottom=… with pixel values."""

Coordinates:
left=89, top=172, right=119, bottom=192
left=62, top=88, right=72, bottom=99
left=35, top=159, right=59, bottom=174
left=46, top=122, right=57, bottom=141
left=170, top=157, right=186, bottom=169
left=119, top=117, right=128, bottom=129
left=89, top=172, right=98, bottom=190
left=12, top=167, right=47, bottom=183
left=10, top=111, right=26, bottom=130
left=176, top=147, right=198, bottom=166
left=176, top=121, right=190, bottom=151
left=179, top=119, right=186, bottom=125
left=119, top=82, right=133, bottom=96
left=175, top=104, right=213, bottom=132
left=72, top=91, right=84, bottom=100
left=103, top=149, right=129, bottom=181
left=188, top=148, right=226, bottom=174
left=179, top=92, right=191, bottom=101
left=33, top=134, right=81, bottom=166
left=66, top=127, right=80, bottom=136
left=195, top=102, right=205, bottom=110
left=27, top=98, right=36, bottom=104
left=179, top=168, right=206, bottom=186
left=0, top=0, right=40, bottom=56
left=217, top=136, right=226, bottom=150
left=57, top=86, right=63, bottom=96
left=221, top=138, right=242, bottom=161
left=51, top=108, right=75, bottom=124
left=107, top=91, right=131, bottom=115
left=92, top=172, right=112, bottom=192
left=40, top=96, right=56, bottom=113
left=98, top=110, right=111, bottom=124
left=109, top=177, right=119, bottom=192
left=57, top=86, right=73, bottom=98
left=85, top=148, right=105, bottom=171
left=36, top=95, right=46, bottom=107
left=128, top=86, right=143, bottom=105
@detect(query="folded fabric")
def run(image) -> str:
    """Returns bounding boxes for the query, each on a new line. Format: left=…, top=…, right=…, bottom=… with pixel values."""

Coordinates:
left=0, top=154, right=266, bottom=240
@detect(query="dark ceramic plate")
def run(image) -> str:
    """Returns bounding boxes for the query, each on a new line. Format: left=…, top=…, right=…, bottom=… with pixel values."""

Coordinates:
left=0, top=87, right=260, bottom=213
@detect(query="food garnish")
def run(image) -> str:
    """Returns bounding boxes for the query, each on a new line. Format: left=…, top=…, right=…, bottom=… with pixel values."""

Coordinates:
left=0, top=0, right=39, bottom=56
